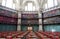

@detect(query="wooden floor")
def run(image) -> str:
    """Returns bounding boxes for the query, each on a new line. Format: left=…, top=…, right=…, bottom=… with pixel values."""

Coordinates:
left=0, top=31, right=60, bottom=39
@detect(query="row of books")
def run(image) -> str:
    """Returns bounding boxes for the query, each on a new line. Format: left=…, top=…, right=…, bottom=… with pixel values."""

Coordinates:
left=21, top=14, right=39, bottom=25
left=43, top=8, right=60, bottom=18
left=21, top=14, right=38, bottom=18
left=0, top=16, right=17, bottom=24
left=44, top=17, right=60, bottom=24
left=21, top=20, right=39, bottom=24
left=0, top=8, right=18, bottom=18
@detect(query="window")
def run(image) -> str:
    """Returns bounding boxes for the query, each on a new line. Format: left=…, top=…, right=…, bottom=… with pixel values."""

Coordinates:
left=6, top=0, right=13, bottom=8
left=28, top=3, right=33, bottom=11
left=44, top=0, right=58, bottom=10
left=47, top=0, right=54, bottom=8
left=2, top=0, right=16, bottom=9
left=25, top=3, right=36, bottom=11
left=54, top=0, right=58, bottom=6
left=2, top=0, right=6, bottom=6
left=12, top=3, right=16, bottom=9
left=25, top=6, right=28, bottom=11
left=44, top=4, right=48, bottom=9
left=33, top=6, right=35, bottom=11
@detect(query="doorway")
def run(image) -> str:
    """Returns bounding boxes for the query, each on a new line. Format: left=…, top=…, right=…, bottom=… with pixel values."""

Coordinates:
left=21, top=25, right=39, bottom=31
left=27, top=27, right=33, bottom=31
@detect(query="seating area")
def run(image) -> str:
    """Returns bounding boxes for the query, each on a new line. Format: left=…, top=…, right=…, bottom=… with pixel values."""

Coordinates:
left=35, top=31, right=60, bottom=39
left=0, top=31, right=60, bottom=39
left=0, top=31, right=29, bottom=39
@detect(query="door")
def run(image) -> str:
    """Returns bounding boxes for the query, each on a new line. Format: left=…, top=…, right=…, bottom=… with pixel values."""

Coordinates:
left=27, top=27, right=33, bottom=31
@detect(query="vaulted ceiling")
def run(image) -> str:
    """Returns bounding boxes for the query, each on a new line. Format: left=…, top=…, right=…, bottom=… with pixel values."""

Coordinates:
left=15, top=0, right=47, bottom=11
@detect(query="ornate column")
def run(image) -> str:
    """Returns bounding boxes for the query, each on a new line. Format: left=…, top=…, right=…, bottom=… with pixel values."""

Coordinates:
left=17, top=11, right=21, bottom=31
left=38, top=11, right=43, bottom=31
left=15, top=0, right=22, bottom=31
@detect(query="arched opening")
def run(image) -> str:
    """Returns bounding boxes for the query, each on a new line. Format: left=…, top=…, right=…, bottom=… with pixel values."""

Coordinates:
left=24, top=2, right=36, bottom=11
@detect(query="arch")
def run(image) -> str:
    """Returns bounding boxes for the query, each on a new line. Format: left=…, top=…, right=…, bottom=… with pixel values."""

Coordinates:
left=24, top=1, right=35, bottom=6
left=22, top=0, right=39, bottom=11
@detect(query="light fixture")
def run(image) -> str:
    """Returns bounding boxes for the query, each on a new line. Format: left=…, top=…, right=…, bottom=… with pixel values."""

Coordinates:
left=52, top=29, right=56, bottom=32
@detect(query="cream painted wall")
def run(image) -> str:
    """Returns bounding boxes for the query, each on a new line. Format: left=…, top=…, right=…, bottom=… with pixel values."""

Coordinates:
left=0, top=0, right=2, bottom=5
left=57, top=0, right=60, bottom=7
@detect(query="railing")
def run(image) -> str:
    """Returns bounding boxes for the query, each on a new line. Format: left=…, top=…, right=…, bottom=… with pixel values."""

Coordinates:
left=21, top=11, right=38, bottom=14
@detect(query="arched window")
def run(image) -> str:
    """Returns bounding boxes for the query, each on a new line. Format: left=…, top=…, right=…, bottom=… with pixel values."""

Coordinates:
left=6, top=0, right=13, bottom=8
left=2, top=0, right=16, bottom=9
left=2, top=0, right=6, bottom=6
left=47, top=0, right=54, bottom=8
left=44, top=0, right=58, bottom=10
left=25, top=2, right=36, bottom=11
